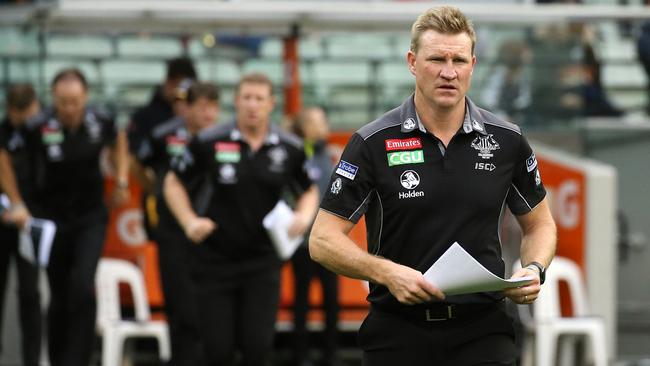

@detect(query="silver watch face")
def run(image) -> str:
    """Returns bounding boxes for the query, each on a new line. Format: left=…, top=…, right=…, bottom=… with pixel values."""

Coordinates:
left=526, top=263, right=543, bottom=274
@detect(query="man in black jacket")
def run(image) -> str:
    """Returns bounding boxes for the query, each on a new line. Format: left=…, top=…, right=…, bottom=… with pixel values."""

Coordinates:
left=129, top=57, right=197, bottom=153
left=25, top=69, right=130, bottom=366
left=129, top=57, right=197, bottom=238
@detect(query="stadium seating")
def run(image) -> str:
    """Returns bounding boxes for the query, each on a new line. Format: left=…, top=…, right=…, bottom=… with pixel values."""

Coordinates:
left=0, top=27, right=39, bottom=56
left=259, top=38, right=283, bottom=58
left=102, top=60, right=166, bottom=84
left=45, top=60, right=100, bottom=84
left=325, top=33, right=393, bottom=59
left=47, top=34, right=113, bottom=58
left=242, top=58, right=285, bottom=85
left=117, top=36, right=182, bottom=58
left=197, top=59, right=242, bottom=85
left=6, top=60, right=40, bottom=82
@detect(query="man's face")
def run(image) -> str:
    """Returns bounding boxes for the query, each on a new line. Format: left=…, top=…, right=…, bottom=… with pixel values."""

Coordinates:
left=234, top=82, right=275, bottom=130
left=407, top=30, right=476, bottom=111
left=53, top=79, right=87, bottom=128
left=186, top=97, right=219, bottom=132
left=8, top=100, right=40, bottom=128
left=302, top=108, right=330, bottom=142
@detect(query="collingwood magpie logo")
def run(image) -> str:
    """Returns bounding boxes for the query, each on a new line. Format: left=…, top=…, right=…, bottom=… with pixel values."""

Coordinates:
left=402, top=118, right=417, bottom=131
left=471, top=134, right=500, bottom=159
left=472, top=119, right=484, bottom=132
left=330, top=177, right=342, bottom=195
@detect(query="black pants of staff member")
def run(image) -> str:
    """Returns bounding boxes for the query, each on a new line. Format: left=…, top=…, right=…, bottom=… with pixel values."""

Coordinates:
left=156, top=215, right=205, bottom=366
left=194, top=265, right=281, bottom=366
left=291, top=245, right=340, bottom=366
left=0, top=224, right=41, bottom=366
left=46, top=207, right=107, bottom=366
left=359, top=302, right=517, bottom=366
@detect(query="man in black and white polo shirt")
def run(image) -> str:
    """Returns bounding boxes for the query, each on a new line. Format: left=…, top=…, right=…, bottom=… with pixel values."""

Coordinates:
left=310, top=6, right=556, bottom=366
left=164, top=73, right=319, bottom=366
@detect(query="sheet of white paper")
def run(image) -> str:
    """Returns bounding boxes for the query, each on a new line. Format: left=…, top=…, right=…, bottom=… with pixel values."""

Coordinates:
left=0, top=194, right=9, bottom=213
left=423, top=242, right=533, bottom=296
left=263, top=201, right=303, bottom=260
left=18, top=218, right=56, bottom=267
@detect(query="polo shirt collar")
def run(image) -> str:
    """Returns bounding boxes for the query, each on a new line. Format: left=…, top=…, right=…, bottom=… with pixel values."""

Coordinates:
left=47, top=108, right=98, bottom=132
left=265, top=125, right=281, bottom=145
left=399, top=94, right=487, bottom=136
left=462, top=98, right=488, bottom=136
left=229, top=122, right=281, bottom=145
left=399, top=95, right=420, bottom=133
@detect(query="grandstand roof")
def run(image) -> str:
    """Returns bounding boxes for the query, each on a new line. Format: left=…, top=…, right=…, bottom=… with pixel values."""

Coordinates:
left=3, top=1, right=650, bottom=34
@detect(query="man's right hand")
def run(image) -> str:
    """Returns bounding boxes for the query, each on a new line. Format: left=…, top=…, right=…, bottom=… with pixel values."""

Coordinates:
left=2, top=204, right=31, bottom=230
left=382, top=262, right=446, bottom=305
left=183, top=217, right=217, bottom=244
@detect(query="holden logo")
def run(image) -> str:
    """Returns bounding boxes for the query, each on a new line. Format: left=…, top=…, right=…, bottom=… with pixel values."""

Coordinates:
left=400, top=170, right=420, bottom=189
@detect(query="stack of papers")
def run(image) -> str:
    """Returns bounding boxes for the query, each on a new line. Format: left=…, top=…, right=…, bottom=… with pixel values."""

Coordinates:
left=263, top=201, right=303, bottom=260
left=19, top=218, right=56, bottom=267
left=0, top=194, right=9, bottom=214
left=423, top=242, right=533, bottom=296
left=0, top=194, right=56, bottom=267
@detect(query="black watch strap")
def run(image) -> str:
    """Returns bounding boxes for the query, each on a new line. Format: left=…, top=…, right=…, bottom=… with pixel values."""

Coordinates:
left=525, top=261, right=546, bottom=284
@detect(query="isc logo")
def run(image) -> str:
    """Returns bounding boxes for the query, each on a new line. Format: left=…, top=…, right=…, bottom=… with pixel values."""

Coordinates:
left=474, top=162, right=496, bottom=171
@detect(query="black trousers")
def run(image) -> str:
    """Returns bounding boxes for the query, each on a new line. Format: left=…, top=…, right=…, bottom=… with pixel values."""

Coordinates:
left=0, top=223, right=41, bottom=366
left=46, top=207, right=107, bottom=366
left=359, top=302, right=517, bottom=366
left=291, top=245, right=339, bottom=364
left=156, top=215, right=205, bottom=366
left=194, top=265, right=281, bottom=366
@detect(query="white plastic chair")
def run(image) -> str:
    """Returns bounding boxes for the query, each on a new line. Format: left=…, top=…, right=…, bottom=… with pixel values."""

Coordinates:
left=514, top=257, right=608, bottom=366
left=95, top=258, right=171, bottom=366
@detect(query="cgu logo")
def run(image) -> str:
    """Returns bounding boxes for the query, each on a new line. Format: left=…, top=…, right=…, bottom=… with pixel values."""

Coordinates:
left=474, top=162, right=496, bottom=171
left=387, top=150, right=424, bottom=166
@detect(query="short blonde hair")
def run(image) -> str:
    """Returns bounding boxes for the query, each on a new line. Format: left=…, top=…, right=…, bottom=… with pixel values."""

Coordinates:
left=410, top=6, right=476, bottom=55
left=236, top=72, right=274, bottom=96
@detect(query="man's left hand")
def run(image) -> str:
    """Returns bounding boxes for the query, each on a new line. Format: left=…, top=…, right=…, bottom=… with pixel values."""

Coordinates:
left=504, top=267, right=541, bottom=304
left=288, top=212, right=310, bottom=238
left=111, top=186, right=130, bottom=207
left=2, top=204, right=31, bottom=230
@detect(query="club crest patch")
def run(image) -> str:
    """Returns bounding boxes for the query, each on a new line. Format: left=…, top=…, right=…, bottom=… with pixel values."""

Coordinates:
left=471, top=134, right=500, bottom=159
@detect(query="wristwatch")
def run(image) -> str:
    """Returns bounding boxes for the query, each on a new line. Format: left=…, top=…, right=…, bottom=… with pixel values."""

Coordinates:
left=525, top=261, right=546, bottom=284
